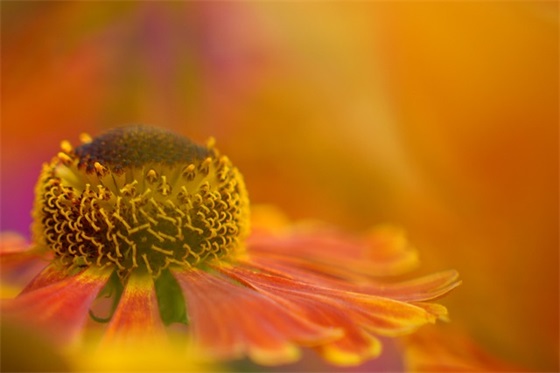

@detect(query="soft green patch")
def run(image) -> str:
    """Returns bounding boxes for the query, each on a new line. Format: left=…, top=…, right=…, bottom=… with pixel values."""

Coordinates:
left=154, top=269, right=188, bottom=326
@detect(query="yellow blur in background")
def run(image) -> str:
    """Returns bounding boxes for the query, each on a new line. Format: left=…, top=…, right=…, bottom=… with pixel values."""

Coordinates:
left=1, top=2, right=558, bottom=372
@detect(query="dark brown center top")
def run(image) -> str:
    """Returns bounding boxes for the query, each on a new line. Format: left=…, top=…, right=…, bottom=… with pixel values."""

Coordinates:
left=74, top=126, right=211, bottom=174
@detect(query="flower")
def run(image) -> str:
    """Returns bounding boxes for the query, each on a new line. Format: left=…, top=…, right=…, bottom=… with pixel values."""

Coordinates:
left=1, top=125, right=460, bottom=367
left=3, top=2, right=555, bottom=370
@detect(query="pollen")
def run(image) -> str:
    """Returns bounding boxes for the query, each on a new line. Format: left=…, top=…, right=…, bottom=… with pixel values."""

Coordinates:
left=32, top=126, right=250, bottom=278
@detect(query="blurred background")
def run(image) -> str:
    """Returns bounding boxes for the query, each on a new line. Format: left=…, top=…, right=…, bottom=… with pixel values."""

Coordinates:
left=1, top=2, right=558, bottom=372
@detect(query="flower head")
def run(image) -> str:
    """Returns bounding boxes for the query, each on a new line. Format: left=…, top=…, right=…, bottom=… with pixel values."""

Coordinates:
left=1, top=126, right=460, bottom=366
left=33, top=125, right=249, bottom=278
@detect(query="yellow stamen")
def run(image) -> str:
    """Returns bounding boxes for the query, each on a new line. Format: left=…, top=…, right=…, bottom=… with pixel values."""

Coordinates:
left=79, top=133, right=93, bottom=144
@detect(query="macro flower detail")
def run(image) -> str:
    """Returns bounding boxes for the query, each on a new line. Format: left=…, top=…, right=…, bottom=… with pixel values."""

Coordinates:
left=1, top=126, right=460, bottom=366
left=34, top=126, right=249, bottom=277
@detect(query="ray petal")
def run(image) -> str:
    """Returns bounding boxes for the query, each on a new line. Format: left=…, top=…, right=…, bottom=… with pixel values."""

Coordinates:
left=0, top=232, right=47, bottom=287
left=372, top=270, right=462, bottom=302
left=1, top=266, right=111, bottom=344
left=220, top=264, right=447, bottom=365
left=316, top=330, right=382, bottom=366
left=247, top=224, right=419, bottom=278
left=0, top=232, right=30, bottom=254
left=174, top=268, right=341, bottom=365
left=19, top=264, right=70, bottom=294
left=246, top=256, right=460, bottom=303
left=102, top=272, right=166, bottom=345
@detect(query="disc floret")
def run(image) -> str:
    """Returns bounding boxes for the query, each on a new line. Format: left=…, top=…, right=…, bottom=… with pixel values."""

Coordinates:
left=32, top=126, right=250, bottom=278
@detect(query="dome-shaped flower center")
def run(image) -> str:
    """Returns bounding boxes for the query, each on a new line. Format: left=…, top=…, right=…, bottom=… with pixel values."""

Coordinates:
left=32, top=126, right=250, bottom=278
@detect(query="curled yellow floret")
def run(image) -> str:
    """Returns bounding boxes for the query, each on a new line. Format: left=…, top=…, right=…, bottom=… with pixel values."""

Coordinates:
left=32, top=126, right=250, bottom=278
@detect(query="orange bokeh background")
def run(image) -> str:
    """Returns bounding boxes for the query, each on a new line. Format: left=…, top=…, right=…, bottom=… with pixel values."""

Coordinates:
left=1, top=2, right=557, bottom=371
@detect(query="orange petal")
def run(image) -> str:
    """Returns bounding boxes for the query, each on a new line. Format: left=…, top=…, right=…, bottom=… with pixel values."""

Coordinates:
left=375, top=270, right=461, bottom=302
left=221, top=265, right=448, bottom=365
left=247, top=224, right=419, bottom=280
left=333, top=269, right=461, bottom=303
left=363, top=225, right=420, bottom=275
left=2, top=266, right=111, bottom=344
left=227, top=266, right=442, bottom=332
left=0, top=232, right=29, bottom=254
left=246, top=252, right=372, bottom=283
left=0, top=232, right=46, bottom=288
left=410, top=302, right=449, bottom=322
left=317, top=330, right=382, bottom=366
left=102, top=272, right=166, bottom=345
left=174, top=268, right=341, bottom=365
left=245, top=256, right=460, bottom=304
left=19, top=264, right=70, bottom=294
left=249, top=208, right=417, bottom=275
